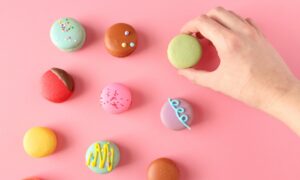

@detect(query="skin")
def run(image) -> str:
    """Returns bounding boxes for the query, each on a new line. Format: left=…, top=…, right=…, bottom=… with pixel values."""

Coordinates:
left=179, top=7, right=300, bottom=136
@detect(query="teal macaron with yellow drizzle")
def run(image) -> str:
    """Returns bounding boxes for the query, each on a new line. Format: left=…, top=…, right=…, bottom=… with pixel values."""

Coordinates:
left=50, top=17, right=86, bottom=52
left=85, top=141, right=120, bottom=174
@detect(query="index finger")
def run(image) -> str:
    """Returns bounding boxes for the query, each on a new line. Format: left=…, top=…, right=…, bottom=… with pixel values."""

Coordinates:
left=181, top=15, right=230, bottom=49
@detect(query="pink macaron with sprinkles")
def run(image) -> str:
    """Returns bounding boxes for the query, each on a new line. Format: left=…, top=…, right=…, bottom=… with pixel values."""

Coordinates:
left=41, top=67, right=74, bottom=103
left=100, top=83, right=132, bottom=113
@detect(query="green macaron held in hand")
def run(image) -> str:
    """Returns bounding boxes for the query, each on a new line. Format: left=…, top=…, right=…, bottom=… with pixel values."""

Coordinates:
left=50, top=17, right=86, bottom=52
left=167, top=34, right=202, bottom=69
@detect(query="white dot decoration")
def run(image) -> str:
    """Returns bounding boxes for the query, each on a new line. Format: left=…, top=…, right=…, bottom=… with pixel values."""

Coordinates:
left=129, top=42, right=135, bottom=48
left=124, top=31, right=130, bottom=36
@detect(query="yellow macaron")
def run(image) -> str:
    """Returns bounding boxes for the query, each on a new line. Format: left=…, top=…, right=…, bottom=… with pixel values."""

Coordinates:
left=23, top=127, right=57, bottom=158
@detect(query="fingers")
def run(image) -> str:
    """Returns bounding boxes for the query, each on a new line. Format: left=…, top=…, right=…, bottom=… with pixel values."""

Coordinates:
left=207, top=7, right=247, bottom=32
left=245, top=18, right=260, bottom=31
left=228, top=10, right=245, bottom=22
left=178, top=68, right=217, bottom=88
left=181, top=15, right=230, bottom=49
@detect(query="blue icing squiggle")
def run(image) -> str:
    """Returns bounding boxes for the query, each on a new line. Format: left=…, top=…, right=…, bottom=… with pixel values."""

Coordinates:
left=168, top=98, right=191, bottom=130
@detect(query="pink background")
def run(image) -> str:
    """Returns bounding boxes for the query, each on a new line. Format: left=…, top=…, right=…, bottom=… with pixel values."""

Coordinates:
left=1, top=0, right=300, bottom=179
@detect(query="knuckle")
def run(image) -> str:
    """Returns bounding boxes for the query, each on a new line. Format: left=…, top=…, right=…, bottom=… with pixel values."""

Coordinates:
left=226, top=34, right=242, bottom=51
left=243, top=26, right=258, bottom=37
left=196, top=15, right=207, bottom=21
left=215, top=6, right=225, bottom=12
left=246, top=17, right=253, bottom=22
left=209, top=6, right=224, bottom=15
left=212, top=6, right=224, bottom=12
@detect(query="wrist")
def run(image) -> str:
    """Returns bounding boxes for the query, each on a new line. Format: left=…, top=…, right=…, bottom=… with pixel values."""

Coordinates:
left=240, top=74, right=299, bottom=111
left=261, top=78, right=300, bottom=117
left=260, top=78, right=300, bottom=110
left=262, top=79, right=300, bottom=136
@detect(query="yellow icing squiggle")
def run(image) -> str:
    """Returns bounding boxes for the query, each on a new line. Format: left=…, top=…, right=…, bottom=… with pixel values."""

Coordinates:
left=86, top=142, right=115, bottom=172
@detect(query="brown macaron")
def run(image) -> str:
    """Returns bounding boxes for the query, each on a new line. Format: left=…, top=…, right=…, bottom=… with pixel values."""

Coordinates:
left=104, top=23, right=137, bottom=57
left=147, top=158, right=180, bottom=180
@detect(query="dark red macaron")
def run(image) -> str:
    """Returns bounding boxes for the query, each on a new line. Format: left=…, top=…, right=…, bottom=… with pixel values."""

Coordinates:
left=41, top=68, right=74, bottom=103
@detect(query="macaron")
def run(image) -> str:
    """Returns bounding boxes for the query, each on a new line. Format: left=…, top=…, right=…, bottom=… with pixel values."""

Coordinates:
left=85, top=141, right=120, bottom=174
left=104, top=23, right=137, bottom=57
left=100, top=83, right=132, bottom=113
left=160, top=98, right=193, bottom=130
left=148, top=158, right=180, bottom=180
left=23, top=127, right=57, bottom=158
left=50, top=17, right=86, bottom=52
left=167, top=34, right=202, bottom=69
left=41, top=68, right=74, bottom=103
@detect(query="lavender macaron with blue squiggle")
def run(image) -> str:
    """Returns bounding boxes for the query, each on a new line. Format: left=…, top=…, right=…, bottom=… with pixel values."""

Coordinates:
left=160, top=98, right=193, bottom=131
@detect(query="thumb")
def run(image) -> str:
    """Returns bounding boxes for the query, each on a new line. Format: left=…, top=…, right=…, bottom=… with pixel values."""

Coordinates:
left=178, top=68, right=216, bottom=88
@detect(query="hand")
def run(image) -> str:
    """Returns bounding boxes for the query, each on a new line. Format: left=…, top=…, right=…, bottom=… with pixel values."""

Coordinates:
left=179, top=7, right=300, bottom=136
left=179, top=7, right=298, bottom=109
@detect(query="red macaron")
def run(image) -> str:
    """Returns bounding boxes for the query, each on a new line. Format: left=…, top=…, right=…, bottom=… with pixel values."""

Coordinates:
left=41, top=68, right=74, bottom=103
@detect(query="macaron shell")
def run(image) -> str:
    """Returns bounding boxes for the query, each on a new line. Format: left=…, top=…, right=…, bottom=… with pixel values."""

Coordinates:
left=85, top=141, right=120, bottom=174
left=51, top=68, right=74, bottom=91
left=100, top=83, right=132, bottom=113
left=62, top=29, right=86, bottom=52
left=50, top=17, right=86, bottom=51
left=167, top=34, right=202, bottom=69
left=23, top=127, right=57, bottom=158
left=104, top=23, right=137, bottom=57
left=148, top=158, right=180, bottom=180
left=160, top=98, right=193, bottom=130
left=41, top=68, right=74, bottom=103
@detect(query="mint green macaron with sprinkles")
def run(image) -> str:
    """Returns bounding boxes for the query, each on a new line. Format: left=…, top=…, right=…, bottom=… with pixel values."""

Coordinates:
left=50, top=17, right=86, bottom=52
left=167, top=34, right=202, bottom=69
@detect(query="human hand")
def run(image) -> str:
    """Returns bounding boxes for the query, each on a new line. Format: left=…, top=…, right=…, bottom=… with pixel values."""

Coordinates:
left=179, top=7, right=298, bottom=109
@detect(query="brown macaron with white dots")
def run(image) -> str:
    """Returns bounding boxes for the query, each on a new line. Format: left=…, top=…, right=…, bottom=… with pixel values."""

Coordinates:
left=104, top=23, right=138, bottom=57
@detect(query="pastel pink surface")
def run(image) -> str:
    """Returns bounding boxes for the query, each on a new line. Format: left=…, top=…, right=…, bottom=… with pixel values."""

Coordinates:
left=100, top=83, right=132, bottom=113
left=0, top=0, right=300, bottom=180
